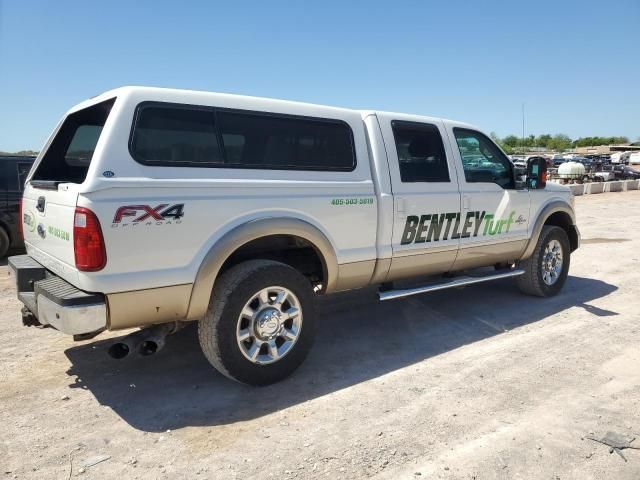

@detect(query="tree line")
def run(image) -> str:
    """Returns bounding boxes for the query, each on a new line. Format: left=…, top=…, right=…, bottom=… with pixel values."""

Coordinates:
left=0, top=150, right=39, bottom=157
left=489, top=133, right=630, bottom=154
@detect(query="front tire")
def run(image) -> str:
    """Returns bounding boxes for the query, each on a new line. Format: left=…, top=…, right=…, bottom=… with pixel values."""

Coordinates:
left=517, top=226, right=570, bottom=297
left=198, top=259, right=316, bottom=386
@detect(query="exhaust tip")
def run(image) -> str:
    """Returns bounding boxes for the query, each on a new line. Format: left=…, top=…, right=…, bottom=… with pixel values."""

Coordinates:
left=139, top=340, right=159, bottom=357
left=108, top=343, right=130, bottom=360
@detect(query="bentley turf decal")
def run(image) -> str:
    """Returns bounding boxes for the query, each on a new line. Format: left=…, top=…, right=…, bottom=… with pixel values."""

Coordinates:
left=401, top=210, right=524, bottom=245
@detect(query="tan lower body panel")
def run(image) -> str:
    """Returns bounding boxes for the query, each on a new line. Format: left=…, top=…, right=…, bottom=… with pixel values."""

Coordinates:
left=334, top=260, right=376, bottom=291
left=385, top=249, right=457, bottom=283
left=107, top=284, right=193, bottom=330
left=451, top=239, right=527, bottom=271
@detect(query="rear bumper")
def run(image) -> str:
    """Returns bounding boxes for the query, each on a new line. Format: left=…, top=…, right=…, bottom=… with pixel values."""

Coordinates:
left=8, top=255, right=107, bottom=335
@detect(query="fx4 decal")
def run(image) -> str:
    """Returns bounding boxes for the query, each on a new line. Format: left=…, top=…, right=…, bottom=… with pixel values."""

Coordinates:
left=401, top=210, right=525, bottom=245
left=112, top=204, right=184, bottom=227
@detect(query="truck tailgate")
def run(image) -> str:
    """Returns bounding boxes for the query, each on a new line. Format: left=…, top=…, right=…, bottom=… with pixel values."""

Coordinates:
left=22, top=184, right=78, bottom=273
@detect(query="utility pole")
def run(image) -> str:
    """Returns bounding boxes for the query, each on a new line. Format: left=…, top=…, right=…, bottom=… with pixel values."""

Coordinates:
left=521, top=103, right=525, bottom=155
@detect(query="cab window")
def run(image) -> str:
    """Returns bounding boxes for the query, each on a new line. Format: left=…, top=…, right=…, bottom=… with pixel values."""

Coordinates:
left=392, top=121, right=450, bottom=182
left=453, top=128, right=514, bottom=189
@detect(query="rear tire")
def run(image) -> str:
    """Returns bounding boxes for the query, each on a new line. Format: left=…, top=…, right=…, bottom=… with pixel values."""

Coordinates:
left=0, top=227, right=9, bottom=258
left=517, top=226, right=570, bottom=297
left=198, top=259, right=316, bottom=386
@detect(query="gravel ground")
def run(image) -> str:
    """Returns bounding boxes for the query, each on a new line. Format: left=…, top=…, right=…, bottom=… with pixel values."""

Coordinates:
left=1, top=191, right=639, bottom=480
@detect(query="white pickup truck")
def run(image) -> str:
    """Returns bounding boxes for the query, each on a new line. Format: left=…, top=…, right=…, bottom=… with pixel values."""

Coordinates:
left=9, top=87, right=579, bottom=385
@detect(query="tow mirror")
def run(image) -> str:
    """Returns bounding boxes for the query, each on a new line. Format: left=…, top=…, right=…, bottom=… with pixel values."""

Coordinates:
left=527, top=157, right=547, bottom=189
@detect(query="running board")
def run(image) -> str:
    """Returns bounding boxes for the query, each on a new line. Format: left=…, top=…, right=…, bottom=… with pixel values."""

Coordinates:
left=378, top=269, right=525, bottom=301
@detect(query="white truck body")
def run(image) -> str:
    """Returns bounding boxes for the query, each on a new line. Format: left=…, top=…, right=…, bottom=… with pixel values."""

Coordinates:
left=10, top=87, right=579, bottom=384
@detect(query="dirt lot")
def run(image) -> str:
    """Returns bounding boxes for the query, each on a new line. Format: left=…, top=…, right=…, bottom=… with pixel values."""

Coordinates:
left=2, top=191, right=639, bottom=480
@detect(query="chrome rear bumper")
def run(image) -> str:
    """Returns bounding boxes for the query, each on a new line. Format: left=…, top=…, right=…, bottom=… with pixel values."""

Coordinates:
left=8, top=255, right=106, bottom=336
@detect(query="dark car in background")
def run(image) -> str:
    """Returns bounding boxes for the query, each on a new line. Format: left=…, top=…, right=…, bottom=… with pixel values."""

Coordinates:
left=617, top=165, right=640, bottom=180
left=0, top=156, right=35, bottom=257
left=573, top=156, right=605, bottom=173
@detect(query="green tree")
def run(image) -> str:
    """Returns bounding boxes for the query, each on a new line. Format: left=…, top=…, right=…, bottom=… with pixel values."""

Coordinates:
left=548, top=134, right=572, bottom=151
left=537, top=134, right=552, bottom=148
left=502, top=135, right=520, bottom=148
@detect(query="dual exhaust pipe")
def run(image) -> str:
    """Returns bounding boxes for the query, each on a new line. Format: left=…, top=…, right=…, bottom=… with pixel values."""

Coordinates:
left=107, top=323, right=179, bottom=360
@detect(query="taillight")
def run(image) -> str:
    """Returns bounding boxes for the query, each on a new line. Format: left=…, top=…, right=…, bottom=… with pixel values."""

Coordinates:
left=18, top=197, right=24, bottom=240
left=74, top=207, right=106, bottom=271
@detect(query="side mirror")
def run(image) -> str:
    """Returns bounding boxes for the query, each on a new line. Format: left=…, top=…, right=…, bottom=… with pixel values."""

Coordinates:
left=527, top=157, right=547, bottom=189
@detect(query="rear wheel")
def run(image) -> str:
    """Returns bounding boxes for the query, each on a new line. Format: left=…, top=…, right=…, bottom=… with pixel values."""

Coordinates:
left=198, top=259, right=316, bottom=386
left=517, top=226, right=570, bottom=297
left=0, top=227, right=9, bottom=258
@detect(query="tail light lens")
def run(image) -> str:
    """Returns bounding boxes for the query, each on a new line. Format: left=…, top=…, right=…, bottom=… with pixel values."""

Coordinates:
left=18, top=197, right=24, bottom=240
left=74, top=207, right=106, bottom=271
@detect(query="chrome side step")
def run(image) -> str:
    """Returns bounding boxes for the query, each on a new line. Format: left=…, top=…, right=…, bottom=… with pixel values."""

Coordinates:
left=378, top=269, right=525, bottom=301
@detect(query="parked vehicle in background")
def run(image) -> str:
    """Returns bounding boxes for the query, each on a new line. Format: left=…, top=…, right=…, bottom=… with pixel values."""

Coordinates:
left=610, top=152, right=622, bottom=164
left=552, top=155, right=566, bottom=167
left=611, top=152, right=632, bottom=165
left=592, top=164, right=640, bottom=182
left=8, top=87, right=578, bottom=385
left=510, top=156, right=527, bottom=177
left=593, top=165, right=617, bottom=182
left=584, top=154, right=609, bottom=166
left=618, top=165, right=640, bottom=179
left=0, top=156, right=35, bottom=257
left=629, top=152, right=640, bottom=165
left=572, top=156, right=589, bottom=164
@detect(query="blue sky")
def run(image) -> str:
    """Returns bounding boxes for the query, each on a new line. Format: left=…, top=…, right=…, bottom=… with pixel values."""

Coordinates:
left=1, top=0, right=638, bottom=151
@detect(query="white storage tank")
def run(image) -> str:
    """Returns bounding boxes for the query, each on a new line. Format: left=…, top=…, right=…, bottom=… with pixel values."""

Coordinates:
left=557, top=161, right=586, bottom=180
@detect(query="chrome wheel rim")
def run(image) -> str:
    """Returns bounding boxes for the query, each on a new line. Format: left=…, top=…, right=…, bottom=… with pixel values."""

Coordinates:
left=236, top=286, right=302, bottom=365
left=541, top=239, right=563, bottom=286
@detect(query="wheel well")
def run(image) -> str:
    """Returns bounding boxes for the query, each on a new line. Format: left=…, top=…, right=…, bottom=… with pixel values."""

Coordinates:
left=219, top=235, right=326, bottom=289
left=544, top=212, right=578, bottom=252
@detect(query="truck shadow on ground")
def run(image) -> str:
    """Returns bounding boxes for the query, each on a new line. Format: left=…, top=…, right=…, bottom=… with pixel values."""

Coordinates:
left=65, top=275, right=617, bottom=432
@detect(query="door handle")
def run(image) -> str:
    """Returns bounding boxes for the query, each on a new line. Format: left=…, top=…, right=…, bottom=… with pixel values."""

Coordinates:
left=462, top=196, right=471, bottom=210
left=36, top=196, right=46, bottom=213
left=396, top=197, right=406, bottom=213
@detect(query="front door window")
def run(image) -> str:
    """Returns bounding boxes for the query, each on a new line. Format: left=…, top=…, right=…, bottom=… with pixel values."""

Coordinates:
left=453, top=128, right=514, bottom=189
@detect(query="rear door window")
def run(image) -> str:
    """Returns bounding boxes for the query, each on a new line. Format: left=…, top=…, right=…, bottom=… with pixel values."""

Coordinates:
left=391, top=121, right=450, bottom=182
left=32, top=98, right=115, bottom=184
